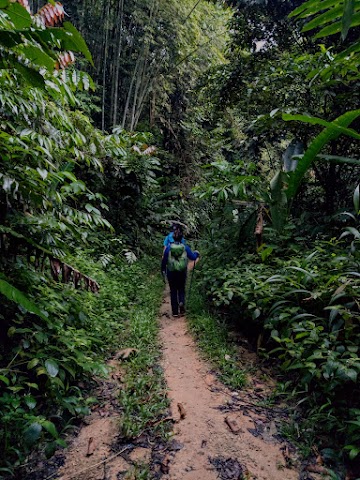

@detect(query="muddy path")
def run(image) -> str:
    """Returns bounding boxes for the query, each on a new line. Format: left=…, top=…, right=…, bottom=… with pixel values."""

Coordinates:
left=159, top=292, right=299, bottom=480
left=34, top=289, right=304, bottom=480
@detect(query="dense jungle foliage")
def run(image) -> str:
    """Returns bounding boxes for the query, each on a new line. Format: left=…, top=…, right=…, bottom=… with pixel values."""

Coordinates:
left=0, top=0, right=359, bottom=477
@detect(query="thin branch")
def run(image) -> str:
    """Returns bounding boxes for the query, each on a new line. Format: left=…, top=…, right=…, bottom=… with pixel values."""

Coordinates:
left=45, top=445, right=131, bottom=480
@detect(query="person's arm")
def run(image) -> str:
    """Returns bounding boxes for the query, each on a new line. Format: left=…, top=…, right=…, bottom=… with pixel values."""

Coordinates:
left=163, top=234, right=170, bottom=247
left=161, top=246, right=170, bottom=272
left=185, top=245, right=199, bottom=261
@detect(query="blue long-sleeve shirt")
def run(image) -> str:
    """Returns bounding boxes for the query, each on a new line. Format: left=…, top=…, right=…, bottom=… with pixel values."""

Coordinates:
left=163, top=232, right=186, bottom=247
left=161, top=243, right=199, bottom=272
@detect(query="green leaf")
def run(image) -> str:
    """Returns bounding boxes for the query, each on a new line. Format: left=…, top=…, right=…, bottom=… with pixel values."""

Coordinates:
left=342, top=0, right=356, bottom=40
left=56, top=438, right=67, bottom=448
left=345, top=369, right=358, bottom=382
left=0, top=375, right=9, bottom=386
left=288, top=0, right=322, bottom=19
left=354, top=185, right=360, bottom=212
left=45, top=359, right=59, bottom=378
left=42, top=420, right=58, bottom=438
left=27, top=358, right=40, bottom=369
left=302, top=5, right=343, bottom=32
left=20, top=45, right=56, bottom=70
left=349, top=447, right=360, bottom=460
left=4, top=2, right=32, bottom=29
left=283, top=110, right=360, bottom=199
left=316, top=154, right=360, bottom=166
left=0, top=31, right=21, bottom=48
left=63, top=22, right=94, bottom=65
left=13, top=61, right=45, bottom=88
left=282, top=114, right=360, bottom=141
left=24, top=395, right=37, bottom=409
left=344, top=226, right=360, bottom=238
left=316, top=12, right=360, bottom=38
left=0, top=278, right=49, bottom=322
left=0, top=0, right=9, bottom=7
left=24, top=423, right=42, bottom=446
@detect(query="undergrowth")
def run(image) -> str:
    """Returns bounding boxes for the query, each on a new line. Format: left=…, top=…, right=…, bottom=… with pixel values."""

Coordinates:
left=116, top=272, right=170, bottom=440
left=0, top=251, right=165, bottom=477
left=193, top=231, right=360, bottom=470
left=187, top=285, right=247, bottom=389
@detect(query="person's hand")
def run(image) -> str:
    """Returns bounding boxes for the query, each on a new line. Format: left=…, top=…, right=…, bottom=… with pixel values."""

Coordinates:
left=161, top=271, right=166, bottom=283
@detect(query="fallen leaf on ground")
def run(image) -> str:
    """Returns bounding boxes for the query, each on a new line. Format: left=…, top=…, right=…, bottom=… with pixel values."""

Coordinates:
left=117, top=348, right=139, bottom=360
left=161, top=454, right=171, bottom=474
left=86, top=436, right=95, bottom=456
left=306, top=464, right=332, bottom=475
left=225, top=415, right=242, bottom=434
left=281, top=445, right=293, bottom=467
left=177, top=402, right=186, bottom=419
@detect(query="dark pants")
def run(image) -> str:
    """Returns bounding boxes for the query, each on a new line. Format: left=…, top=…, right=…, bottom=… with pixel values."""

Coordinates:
left=167, top=270, right=186, bottom=315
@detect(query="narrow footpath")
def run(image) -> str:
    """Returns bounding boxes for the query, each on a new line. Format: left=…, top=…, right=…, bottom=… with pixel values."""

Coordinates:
left=159, top=292, right=299, bottom=480
left=36, top=289, right=304, bottom=480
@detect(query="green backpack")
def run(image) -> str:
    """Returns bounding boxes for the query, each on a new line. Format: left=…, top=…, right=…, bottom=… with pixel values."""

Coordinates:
left=167, top=243, right=188, bottom=272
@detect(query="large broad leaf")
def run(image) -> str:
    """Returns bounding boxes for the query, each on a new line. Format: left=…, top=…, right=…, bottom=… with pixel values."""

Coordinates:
left=282, top=114, right=360, bottom=141
left=0, top=31, right=22, bottom=48
left=45, top=359, right=59, bottom=378
left=354, top=184, right=360, bottom=212
left=24, top=423, right=42, bottom=446
left=316, top=11, right=360, bottom=38
left=269, top=170, right=288, bottom=233
left=342, top=0, right=356, bottom=39
left=283, top=109, right=360, bottom=199
left=42, top=420, right=58, bottom=438
left=302, top=5, right=343, bottom=32
left=0, top=225, right=52, bottom=255
left=289, top=0, right=339, bottom=19
left=13, top=61, right=45, bottom=88
left=4, top=2, right=32, bottom=29
left=19, top=45, right=56, bottom=70
left=289, top=0, right=360, bottom=41
left=63, top=22, right=93, bottom=65
left=0, top=278, right=49, bottom=321
left=316, top=154, right=360, bottom=165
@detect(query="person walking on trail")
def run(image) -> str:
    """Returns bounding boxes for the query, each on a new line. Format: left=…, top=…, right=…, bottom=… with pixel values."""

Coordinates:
left=163, top=223, right=186, bottom=251
left=161, top=228, right=199, bottom=318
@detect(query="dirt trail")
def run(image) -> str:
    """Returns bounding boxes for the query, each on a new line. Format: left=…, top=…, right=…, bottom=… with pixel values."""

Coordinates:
left=36, top=289, right=302, bottom=480
left=159, top=292, right=299, bottom=480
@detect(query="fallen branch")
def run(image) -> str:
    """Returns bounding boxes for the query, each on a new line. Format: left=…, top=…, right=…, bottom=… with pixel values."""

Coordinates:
left=177, top=402, right=186, bottom=420
left=45, top=445, right=131, bottom=480
left=306, top=464, right=333, bottom=476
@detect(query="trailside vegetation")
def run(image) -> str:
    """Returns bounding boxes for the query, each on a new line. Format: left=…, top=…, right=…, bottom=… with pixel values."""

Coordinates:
left=189, top=0, right=360, bottom=471
left=0, top=1, right=164, bottom=475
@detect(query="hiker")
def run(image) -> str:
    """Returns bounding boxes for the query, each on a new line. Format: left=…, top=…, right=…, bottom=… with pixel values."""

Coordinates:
left=161, top=228, right=199, bottom=317
left=163, top=223, right=186, bottom=251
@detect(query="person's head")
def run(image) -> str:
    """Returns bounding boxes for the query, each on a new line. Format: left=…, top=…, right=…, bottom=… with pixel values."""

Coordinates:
left=172, top=223, right=183, bottom=234
left=173, top=227, right=183, bottom=243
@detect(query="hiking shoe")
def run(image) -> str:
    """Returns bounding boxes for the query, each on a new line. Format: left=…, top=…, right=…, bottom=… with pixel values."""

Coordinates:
left=173, top=314, right=179, bottom=318
left=179, top=303, right=185, bottom=315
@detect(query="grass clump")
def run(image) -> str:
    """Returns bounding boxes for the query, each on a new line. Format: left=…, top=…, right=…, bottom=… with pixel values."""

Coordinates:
left=116, top=273, right=170, bottom=440
left=187, top=284, right=247, bottom=389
